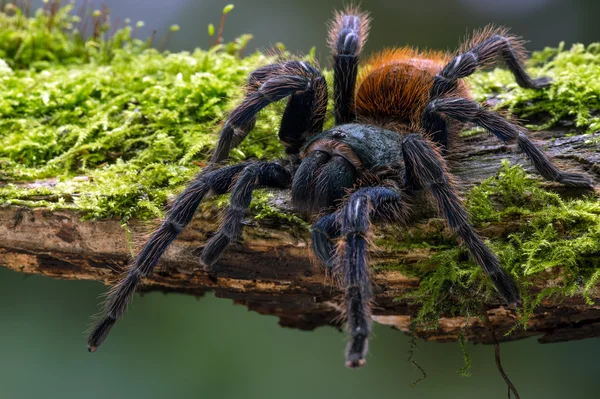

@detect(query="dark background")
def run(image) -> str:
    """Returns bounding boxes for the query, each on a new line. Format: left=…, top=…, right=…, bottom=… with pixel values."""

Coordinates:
left=2, top=1, right=600, bottom=398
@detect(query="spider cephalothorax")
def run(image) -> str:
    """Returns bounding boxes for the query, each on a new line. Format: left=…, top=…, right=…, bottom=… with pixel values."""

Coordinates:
left=88, top=7, right=593, bottom=368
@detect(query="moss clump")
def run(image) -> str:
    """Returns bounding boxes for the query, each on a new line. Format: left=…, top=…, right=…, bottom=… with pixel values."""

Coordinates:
left=0, top=3, right=294, bottom=220
left=469, top=42, right=600, bottom=134
left=386, top=161, right=600, bottom=327
left=0, top=2, right=151, bottom=70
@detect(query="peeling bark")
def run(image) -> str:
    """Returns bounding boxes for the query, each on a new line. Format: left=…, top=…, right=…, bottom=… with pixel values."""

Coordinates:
left=1, top=128, right=599, bottom=343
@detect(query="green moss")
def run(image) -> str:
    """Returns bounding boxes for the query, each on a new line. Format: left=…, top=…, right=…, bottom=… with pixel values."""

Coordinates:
left=0, top=5, right=292, bottom=220
left=0, top=2, right=150, bottom=69
left=249, top=190, right=311, bottom=233
left=384, top=162, right=600, bottom=328
left=469, top=42, right=600, bottom=134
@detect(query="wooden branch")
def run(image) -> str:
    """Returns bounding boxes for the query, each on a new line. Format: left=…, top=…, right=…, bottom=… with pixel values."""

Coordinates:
left=1, top=128, right=599, bottom=343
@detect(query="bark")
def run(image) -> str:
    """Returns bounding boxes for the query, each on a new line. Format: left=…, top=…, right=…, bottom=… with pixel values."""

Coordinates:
left=1, top=128, right=599, bottom=343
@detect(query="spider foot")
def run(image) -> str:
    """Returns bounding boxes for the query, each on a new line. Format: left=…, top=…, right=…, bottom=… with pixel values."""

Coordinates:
left=489, top=270, right=521, bottom=308
left=345, top=335, right=368, bottom=369
left=557, top=171, right=594, bottom=189
left=528, top=76, right=552, bottom=89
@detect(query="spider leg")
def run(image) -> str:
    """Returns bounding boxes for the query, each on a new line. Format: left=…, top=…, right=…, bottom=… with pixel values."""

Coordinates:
left=423, top=97, right=593, bottom=188
left=402, top=133, right=520, bottom=305
left=201, top=162, right=291, bottom=269
left=432, top=28, right=550, bottom=101
left=337, top=187, right=404, bottom=368
left=212, top=61, right=327, bottom=162
left=312, top=213, right=340, bottom=269
left=424, top=28, right=550, bottom=147
left=87, top=162, right=288, bottom=351
left=328, top=7, right=370, bottom=125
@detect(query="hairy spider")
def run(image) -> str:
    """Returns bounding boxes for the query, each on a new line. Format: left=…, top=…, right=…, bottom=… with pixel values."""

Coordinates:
left=87, top=7, right=593, bottom=368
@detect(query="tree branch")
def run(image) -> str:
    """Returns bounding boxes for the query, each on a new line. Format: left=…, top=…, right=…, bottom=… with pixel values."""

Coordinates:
left=1, top=127, right=599, bottom=342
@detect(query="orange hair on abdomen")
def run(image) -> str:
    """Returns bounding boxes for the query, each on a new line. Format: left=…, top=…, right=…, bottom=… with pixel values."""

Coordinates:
left=355, top=47, right=467, bottom=132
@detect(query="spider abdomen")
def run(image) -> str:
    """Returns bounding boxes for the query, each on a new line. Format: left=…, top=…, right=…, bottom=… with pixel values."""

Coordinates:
left=355, top=48, right=469, bottom=132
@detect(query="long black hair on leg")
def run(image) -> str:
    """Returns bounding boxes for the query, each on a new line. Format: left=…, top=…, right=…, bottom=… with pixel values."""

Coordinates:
left=422, top=98, right=593, bottom=188
left=87, top=161, right=289, bottom=351
left=401, top=134, right=521, bottom=305
left=337, top=186, right=404, bottom=368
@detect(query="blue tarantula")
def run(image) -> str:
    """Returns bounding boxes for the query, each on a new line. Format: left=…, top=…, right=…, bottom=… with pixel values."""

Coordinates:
left=88, top=7, right=593, bottom=368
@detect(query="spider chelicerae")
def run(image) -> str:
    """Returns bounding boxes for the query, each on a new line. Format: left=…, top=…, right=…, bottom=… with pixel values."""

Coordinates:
left=88, top=7, right=593, bottom=368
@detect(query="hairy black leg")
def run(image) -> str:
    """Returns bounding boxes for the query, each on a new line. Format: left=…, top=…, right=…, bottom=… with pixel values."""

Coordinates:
left=328, top=8, right=370, bottom=124
left=424, top=30, right=549, bottom=147
left=311, top=213, right=340, bottom=270
left=338, top=187, right=403, bottom=368
left=424, top=97, right=593, bottom=188
left=402, top=134, right=520, bottom=305
left=431, top=29, right=550, bottom=102
left=212, top=61, right=327, bottom=163
left=201, top=162, right=291, bottom=269
left=87, top=163, right=258, bottom=351
left=279, top=62, right=328, bottom=155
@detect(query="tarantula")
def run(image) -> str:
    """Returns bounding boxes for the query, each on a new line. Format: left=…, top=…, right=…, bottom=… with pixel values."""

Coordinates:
left=88, top=7, right=593, bottom=368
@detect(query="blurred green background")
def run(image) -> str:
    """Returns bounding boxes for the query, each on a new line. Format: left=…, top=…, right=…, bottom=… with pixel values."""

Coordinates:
left=2, top=1, right=600, bottom=398
left=2, top=267, right=600, bottom=399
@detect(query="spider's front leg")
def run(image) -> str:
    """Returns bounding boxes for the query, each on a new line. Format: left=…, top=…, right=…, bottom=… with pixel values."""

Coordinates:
left=87, top=161, right=290, bottom=351
left=328, top=7, right=370, bottom=124
left=402, top=134, right=521, bottom=305
left=211, top=61, right=327, bottom=163
left=314, top=187, right=405, bottom=368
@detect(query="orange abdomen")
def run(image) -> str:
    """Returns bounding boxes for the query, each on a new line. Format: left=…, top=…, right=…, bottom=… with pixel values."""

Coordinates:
left=355, top=47, right=468, bottom=132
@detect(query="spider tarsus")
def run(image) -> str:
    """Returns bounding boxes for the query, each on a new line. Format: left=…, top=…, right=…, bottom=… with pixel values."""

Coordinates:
left=345, top=358, right=366, bottom=369
left=557, top=172, right=594, bottom=188
left=345, top=334, right=369, bottom=369
left=529, top=76, right=552, bottom=89
left=87, top=316, right=116, bottom=352
left=489, top=270, right=521, bottom=307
